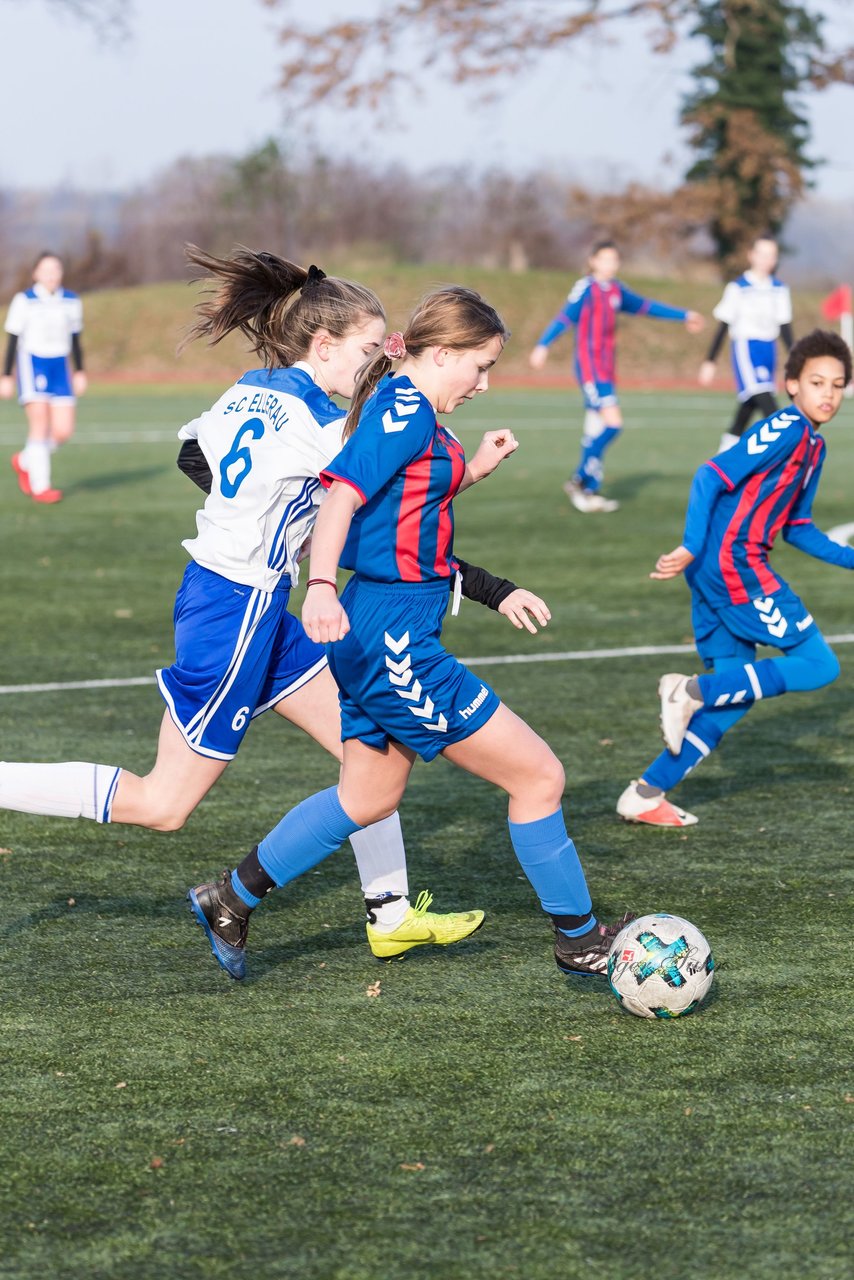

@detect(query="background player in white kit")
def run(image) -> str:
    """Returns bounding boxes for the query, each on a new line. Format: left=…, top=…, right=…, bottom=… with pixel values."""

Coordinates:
left=699, top=236, right=793, bottom=452
left=0, top=252, right=87, bottom=503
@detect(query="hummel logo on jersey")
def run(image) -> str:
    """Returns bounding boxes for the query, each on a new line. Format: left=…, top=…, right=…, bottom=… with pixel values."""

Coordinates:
left=384, top=632, right=448, bottom=732
left=753, top=595, right=788, bottom=638
left=746, top=411, right=799, bottom=455
left=382, top=388, right=422, bottom=434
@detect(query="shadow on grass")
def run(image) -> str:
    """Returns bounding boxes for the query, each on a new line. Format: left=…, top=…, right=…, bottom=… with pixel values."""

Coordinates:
left=605, top=470, right=660, bottom=503
left=63, top=464, right=172, bottom=495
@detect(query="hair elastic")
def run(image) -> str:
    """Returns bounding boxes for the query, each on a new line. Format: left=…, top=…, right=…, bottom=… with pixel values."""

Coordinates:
left=383, top=332, right=407, bottom=359
left=302, top=264, right=327, bottom=291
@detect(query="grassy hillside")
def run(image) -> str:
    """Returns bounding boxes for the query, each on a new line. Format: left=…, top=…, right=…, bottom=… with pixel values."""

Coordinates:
left=78, top=264, right=833, bottom=386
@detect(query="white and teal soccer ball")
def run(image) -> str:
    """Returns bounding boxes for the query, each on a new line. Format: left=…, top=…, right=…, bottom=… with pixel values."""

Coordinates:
left=607, top=913, right=714, bottom=1019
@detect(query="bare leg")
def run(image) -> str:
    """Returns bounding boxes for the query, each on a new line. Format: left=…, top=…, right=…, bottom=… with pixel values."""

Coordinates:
left=272, top=665, right=343, bottom=761
left=337, top=737, right=416, bottom=826
left=110, top=711, right=227, bottom=829
left=442, top=703, right=565, bottom=822
left=49, top=401, right=76, bottom=446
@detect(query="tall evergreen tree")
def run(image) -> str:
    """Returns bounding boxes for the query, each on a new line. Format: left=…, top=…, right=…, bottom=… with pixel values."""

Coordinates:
left=681, top=0, right=824, bottom=272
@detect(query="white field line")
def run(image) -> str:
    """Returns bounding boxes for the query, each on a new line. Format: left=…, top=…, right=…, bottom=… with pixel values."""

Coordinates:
left=4, top=634, right=854, bottom=696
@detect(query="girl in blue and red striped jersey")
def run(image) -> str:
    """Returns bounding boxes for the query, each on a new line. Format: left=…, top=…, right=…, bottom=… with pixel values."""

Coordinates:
left=617, top=329, right=853, bottom=828
left=196, top=287, right=634, bottom=981
left=529, top=240, right=704, bottom=512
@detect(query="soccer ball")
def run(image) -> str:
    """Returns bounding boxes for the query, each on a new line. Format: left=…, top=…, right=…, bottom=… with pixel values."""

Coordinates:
left=607, top=913, right=714, bottom=1019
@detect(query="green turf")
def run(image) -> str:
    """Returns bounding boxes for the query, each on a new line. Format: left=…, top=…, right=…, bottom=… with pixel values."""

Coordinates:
left=0, top=388, right=852, bottom=1280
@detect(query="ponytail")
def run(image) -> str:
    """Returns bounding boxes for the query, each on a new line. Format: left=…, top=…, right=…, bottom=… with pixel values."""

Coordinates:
left=344, top=348, right=393, bottom=438
left=181, top=245, right=384, bottom=368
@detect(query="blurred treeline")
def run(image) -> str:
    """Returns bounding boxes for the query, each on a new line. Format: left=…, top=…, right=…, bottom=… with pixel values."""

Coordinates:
left=0, top=140, right=847, bottom=299
left=0, top=139, right=716, bottom=295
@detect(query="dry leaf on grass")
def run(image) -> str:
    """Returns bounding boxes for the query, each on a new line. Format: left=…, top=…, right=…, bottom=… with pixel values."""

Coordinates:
left=366, top=981, right=381, bottom=998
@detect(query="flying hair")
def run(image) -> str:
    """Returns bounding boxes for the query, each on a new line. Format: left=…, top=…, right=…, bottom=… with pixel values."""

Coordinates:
left=344, top=285, right=508, bottom=438
left=180, top=245, right=384, bottom=368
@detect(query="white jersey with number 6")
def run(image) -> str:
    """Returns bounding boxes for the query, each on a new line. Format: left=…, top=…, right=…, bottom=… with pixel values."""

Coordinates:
left=179, top=361, right=345, bottom=592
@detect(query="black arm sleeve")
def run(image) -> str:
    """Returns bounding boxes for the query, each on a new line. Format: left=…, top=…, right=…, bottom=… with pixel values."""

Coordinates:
left=454, top=558, right=517, bottom=611
left=705, top=321, right=728, bottom=362
left=71, top=332, right=84, bottom=372
left=177, top=439, right=213, bottom=494
left=3, top=333, right=17, bottom=377
left=780, top=322, right=794, bottom=352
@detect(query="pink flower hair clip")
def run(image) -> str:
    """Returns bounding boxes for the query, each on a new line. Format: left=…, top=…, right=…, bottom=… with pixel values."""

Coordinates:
left=383, top=332, right=407, bottom=360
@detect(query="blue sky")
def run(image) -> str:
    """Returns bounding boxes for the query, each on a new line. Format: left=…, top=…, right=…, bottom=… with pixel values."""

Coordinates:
left=2, top=0, right=852, bottom=198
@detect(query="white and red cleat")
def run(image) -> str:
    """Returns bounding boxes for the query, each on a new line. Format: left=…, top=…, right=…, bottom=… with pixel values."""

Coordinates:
left=11, top=453, right=31, bottom=496
left=617, top=780, right=698, bottom=827
left=31, top=487, right=63, bottom=504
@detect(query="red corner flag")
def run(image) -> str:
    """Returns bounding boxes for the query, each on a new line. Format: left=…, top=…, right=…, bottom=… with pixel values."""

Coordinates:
left=821, top=284, right=853, bottom=321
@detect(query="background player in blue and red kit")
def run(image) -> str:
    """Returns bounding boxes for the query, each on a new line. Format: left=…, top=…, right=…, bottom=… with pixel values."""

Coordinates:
left=0, top=252, right=86, bottom=503
left=617, top=330, right=853, bottom=828
left=529, top=240, right=704, bottom=513
left=203, top=286, right=634, bottom=980
left=699, top=235, right=794, bottom=452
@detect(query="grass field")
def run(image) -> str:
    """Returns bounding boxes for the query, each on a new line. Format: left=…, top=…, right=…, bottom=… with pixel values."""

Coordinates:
left=0, top=385, right=852, bottom=1280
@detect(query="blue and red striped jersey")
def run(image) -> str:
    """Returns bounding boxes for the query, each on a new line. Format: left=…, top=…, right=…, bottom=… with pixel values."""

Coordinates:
left=683, top=406, right=827, bottom=606
left=536, top=277, right=687, bottom=383
left=320, top=374, right=466, bottom=583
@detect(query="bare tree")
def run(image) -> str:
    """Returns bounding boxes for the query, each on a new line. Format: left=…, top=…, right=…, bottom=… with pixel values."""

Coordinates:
left=264, top=0, right=852, bottom=107
left=3, top=0, right=131, bottom=40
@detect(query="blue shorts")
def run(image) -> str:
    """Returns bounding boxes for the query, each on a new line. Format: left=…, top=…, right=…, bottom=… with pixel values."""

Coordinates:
left=691, top=580, right=818, bottom=669
left=157, top=562, right=327, bottom=760
left=731, top=338, right=776, bottom=402
left=577, top=376, right=618, bottom=411
left=17, top=353, right=74, bottom=404
left=326, top=577, right=500, bottom=762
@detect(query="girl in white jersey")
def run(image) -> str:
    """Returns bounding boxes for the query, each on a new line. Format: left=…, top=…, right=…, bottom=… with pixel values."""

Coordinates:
left=0, top=247, right=547, bottom=978
left=1, top=252, right=87, bottom=503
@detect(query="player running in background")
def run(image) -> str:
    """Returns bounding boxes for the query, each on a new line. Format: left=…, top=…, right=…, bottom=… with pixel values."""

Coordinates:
left=617, top=330, right=852, bottom=828
left=529, top=240, right=704, bottom=513
left=189, top=286, right=633, bottom=982
left=699, top=235, right=794, bottom=453
left=0, top=252, right=86, bottom=503
left=0, top=248, right=546, bottom=969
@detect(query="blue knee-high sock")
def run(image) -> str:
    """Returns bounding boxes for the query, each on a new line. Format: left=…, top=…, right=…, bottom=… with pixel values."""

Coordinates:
left=232, top=787, right=362, bottom=906
left=697, top=656, right=785, bottom=706
left=698, top=632, right=840, bottom=707
left=777, top=631, right=840, bottom=691
left=508, top=809, right=595, bottom=936
left=643, top=703, right=750, bottom=791
left=575, top=426, right=621, bottom=492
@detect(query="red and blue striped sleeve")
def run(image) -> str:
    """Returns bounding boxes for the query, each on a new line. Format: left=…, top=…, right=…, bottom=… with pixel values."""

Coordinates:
left=618, top=283, right=686, bottom=321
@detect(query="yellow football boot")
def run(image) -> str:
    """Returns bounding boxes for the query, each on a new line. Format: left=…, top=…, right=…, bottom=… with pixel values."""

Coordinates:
left=366, top=889, right=485, bottom=959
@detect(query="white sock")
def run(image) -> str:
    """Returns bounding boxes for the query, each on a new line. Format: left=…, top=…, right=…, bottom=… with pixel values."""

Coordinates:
left=582, top=409, right=604, bottom=443
left=0, top=761, right=121, bottom=823
left=350, top=812, right=410, bottom=928
left=718, top=431, right=739, bottom=452
left=22, top=440, right=51, bottom=493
